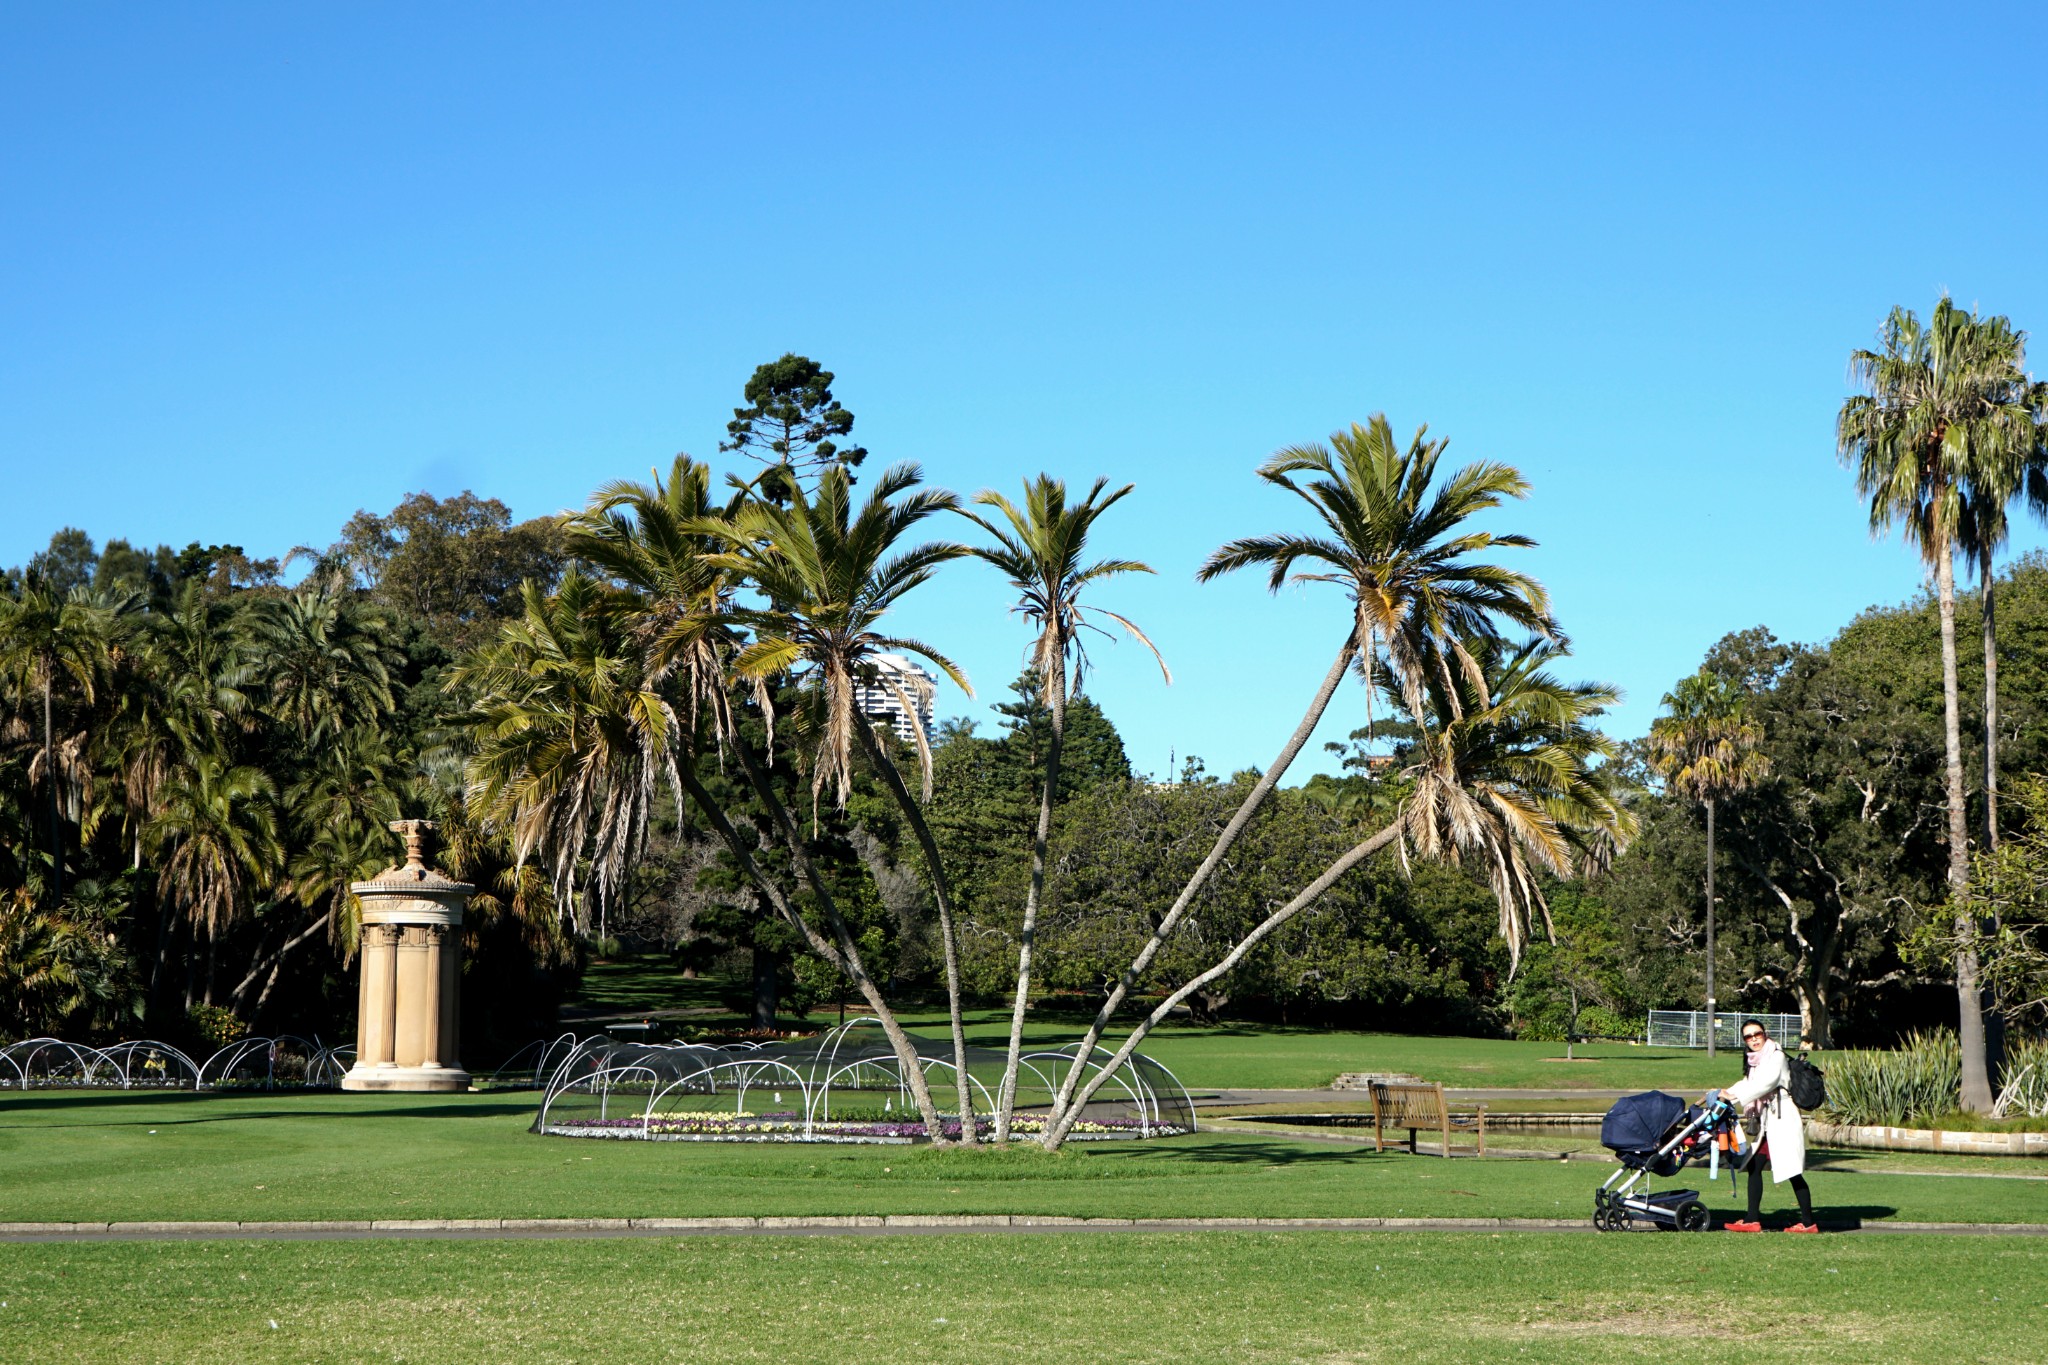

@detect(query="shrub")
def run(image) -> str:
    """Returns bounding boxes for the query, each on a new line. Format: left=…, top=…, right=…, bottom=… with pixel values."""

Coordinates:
left=1822, top=1029, right=1959, bottom=1126
left=1994, top=1034, right=2048, bottom=1119
left=186, top=1004, right=249, bottom=1050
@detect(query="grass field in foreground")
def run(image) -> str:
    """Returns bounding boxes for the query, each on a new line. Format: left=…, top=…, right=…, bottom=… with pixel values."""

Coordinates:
left=3, top=1232, right=2042, bottom=1364
left=572, top=956, right=1738, bottom=1092
left=2, top=1090, right=2038, bottom=1226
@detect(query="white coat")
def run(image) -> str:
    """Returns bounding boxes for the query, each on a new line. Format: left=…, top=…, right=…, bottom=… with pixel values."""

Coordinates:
left=1727, top=1044, right=1806, bottom=1181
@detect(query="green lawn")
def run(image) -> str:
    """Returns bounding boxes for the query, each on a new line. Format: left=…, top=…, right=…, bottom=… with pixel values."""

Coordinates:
left=571, top=956, right=1737, bottom=1092
left=3, top=1232, right=2042, bottom=1364
left=1, top=1090, right=2037, bottom=1227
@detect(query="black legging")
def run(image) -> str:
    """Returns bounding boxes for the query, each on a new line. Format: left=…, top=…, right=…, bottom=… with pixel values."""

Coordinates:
left=1745, top=1146, right=1814, bottom=1223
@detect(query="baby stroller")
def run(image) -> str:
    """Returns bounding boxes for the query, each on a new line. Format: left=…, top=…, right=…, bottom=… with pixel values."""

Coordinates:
left=1592, top=1090, right=1735, bottom=1232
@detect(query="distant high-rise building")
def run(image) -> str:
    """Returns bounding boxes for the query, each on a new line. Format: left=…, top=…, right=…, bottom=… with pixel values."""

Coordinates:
left=854, top=653, right=937, bottom=743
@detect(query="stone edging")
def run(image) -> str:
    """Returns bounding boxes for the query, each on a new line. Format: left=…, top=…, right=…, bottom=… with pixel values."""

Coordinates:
left=1806, top=1120, right=2048, bottom=1156
left=3, top=1215, right=2047, bottom=1240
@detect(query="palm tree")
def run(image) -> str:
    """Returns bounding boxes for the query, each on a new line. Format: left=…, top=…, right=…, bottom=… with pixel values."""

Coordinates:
left=957, top=474, right=1169, bottom=1141
left=147, top=754, right=283, bottom=1005
left=0, top=580, right=123, bottom=904
left=711, top=462, right=985, bottom=1140
left=458, top=572, right=674, bottom=936
left=1041, top=636, right=1630, bottom=1149
left=1045, top=416, right=1553, bottom=1124
left=1952, top=349, right=2048, bottom=854
left=252, top=589, right=397, bottom=747
left=559, top=456, right=953, bottom=1138
left=1839, top=296, right=2040, bottom=1112
left=1644, top=670, right=1769, bottom=1055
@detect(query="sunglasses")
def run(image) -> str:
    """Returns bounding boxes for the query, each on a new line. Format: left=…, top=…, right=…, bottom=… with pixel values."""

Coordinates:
left=1741, top=1031, right=1766, bottom=1041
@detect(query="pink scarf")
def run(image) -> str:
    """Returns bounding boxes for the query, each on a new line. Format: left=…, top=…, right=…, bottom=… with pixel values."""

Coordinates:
left=1742, top=1038, right=1782, bottom=1116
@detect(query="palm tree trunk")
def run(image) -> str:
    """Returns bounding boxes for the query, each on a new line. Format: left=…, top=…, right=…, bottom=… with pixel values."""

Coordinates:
left=996, top=658, right=1065, bottom=1142
left=1982, top=549, right=1999, bottom=855
left=685, top=747, right=947, bottom=1139
left=1705, top=797, right=1716, bottom=1060
left=1043, top=821, right=1402, bottom=1150
left=853, top=721, right=978, bottom=1144
left=1936, top=542, right=1994, bottom=1112
left=1047, top=634, right=1357, bottom=1129
left=42, top=670, right=61, bottom=905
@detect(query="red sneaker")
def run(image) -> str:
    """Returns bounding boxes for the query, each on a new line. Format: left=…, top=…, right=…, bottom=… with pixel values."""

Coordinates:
left=1723, top=1220, right=1763, bottom=1233
left=1785, top=1223, right=1821, bottom=1234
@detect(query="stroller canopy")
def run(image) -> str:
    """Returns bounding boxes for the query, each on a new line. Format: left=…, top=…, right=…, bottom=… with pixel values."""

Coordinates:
left=1601, top=1090, right=1687, bottom=1153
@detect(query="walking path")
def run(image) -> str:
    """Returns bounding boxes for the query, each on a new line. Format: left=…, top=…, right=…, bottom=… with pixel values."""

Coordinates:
left=4, top=1214, right=2043, bottom=1243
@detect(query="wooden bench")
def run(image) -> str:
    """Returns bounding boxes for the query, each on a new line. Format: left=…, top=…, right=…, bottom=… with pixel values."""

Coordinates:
left=1367, top=1080, right=1487, bottom=1157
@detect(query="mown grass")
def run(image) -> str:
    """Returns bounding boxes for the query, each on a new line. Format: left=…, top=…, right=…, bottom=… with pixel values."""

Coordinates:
left=0, top=1089, right=2035, bottom=1226
left=2, top=1231, right=2042, bottom=1364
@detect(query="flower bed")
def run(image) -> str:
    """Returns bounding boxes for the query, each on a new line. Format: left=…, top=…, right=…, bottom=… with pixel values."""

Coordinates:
left=540, top=1111, right=1189, bottom=1144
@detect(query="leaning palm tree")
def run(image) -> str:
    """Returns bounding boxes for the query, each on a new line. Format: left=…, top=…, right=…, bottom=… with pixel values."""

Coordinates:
left=1041, top=637, right=1630, bottom=1149
left=1647, top=670, right=1770, bottom=1056
left=0, top=580, right=124, bottom=904
left=1044, top=416, right=1553, bottom=1124
left=1838, top=296, right=2040, bottom=1112
left=711, top=462, right=985, bottom=1140
left=957, top=474, right=1169, bottom=1141
left=562, top=457, right=953, bottom=1138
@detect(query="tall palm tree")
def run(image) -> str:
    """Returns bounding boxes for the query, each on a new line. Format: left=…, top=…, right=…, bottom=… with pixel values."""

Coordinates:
left=1953, top=348, right=2048, bottom=853
left=711, top=462, right=984, bottom=1139
left=559, top=457, right=953, bottom=1138
left=1046, top=416, right=1553, bottom=1123
left=958, top=474, right=1169, bottom=1141
left=1839, top=296, right=2039, bottom=1112
left=1041, top=636, right=1630, bottom=1149
left=0, top=580, right=123, bottom=904
left=1647, top=670, right=1770, bottom=1055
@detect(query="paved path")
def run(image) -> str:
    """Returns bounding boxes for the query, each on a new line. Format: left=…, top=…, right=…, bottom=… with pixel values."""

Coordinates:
left=4, top=1215, right=2043, bottom=1243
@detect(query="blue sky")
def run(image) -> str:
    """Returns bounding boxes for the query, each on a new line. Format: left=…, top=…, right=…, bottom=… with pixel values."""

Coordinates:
left=4, top=5, right=2045, bottom=778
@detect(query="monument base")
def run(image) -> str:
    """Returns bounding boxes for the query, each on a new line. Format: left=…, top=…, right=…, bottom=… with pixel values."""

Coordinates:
left=341, top=1064, right=472, bottom=1093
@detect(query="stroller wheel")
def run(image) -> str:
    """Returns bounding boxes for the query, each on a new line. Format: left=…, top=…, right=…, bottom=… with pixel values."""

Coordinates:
left=1590, top=1208, right=1607, bottom=1231
left=1675, top=1201, right=1709, bottom=1233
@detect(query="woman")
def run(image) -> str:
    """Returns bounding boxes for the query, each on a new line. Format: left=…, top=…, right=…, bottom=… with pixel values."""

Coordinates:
left=1720, top=1018, right=1817, bottom=1233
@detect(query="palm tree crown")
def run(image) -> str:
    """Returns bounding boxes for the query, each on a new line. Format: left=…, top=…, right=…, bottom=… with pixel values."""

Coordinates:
left=712, top=461, right=971, bottom=807
left=1200, top=415, right=1553, bottom=722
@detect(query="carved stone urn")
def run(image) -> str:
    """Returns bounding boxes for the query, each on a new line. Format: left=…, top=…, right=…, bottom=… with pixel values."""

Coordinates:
left=340, top=820, right=472, bottom=1092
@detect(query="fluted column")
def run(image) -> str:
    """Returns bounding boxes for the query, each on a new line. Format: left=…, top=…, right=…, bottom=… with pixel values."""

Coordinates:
left=394, top=926, right=430, bottom=1068
left=359, top=926, right=398, bottom=1066
left=417, top=926, right=444, bottom=1069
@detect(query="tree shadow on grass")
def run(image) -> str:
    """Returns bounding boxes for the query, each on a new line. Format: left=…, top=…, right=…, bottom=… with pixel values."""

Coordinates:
left=0, top=1091, right=538, bottom=1127
left=1096, top=1139, right=1386, bottom=1168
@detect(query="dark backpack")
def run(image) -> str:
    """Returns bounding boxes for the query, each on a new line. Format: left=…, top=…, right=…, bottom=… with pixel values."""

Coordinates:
left=1785, top=1054, right=1827, bottom=1111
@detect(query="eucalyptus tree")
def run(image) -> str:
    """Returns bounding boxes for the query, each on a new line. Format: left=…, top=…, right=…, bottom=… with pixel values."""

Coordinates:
left=1044, top=416, right=1553, bottom=1125
left=0, top=579, right=126, bottom=903
left=1041, top=637, right=1630, bottom=1149
left=1839, top=296, right=2040, bottom=1110
left=709, top=462, right=984, bottom=1138
left=1647, top=669, right=1770, bottom=1055
left=561, top=456, right=952, bottom=1137
left=957, top=474, right=1168, bottom=1141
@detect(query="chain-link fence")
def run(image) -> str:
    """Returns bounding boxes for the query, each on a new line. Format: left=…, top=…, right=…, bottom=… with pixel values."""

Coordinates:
left=1645, top=1010, right=1802, bottom=1050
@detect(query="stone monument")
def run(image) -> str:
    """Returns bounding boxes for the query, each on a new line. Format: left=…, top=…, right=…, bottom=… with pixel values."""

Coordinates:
left=340, top=819, right=472, bottom=1092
